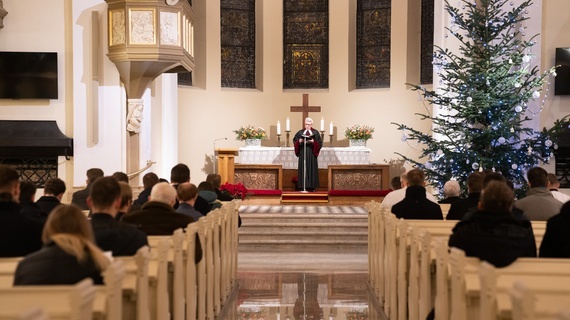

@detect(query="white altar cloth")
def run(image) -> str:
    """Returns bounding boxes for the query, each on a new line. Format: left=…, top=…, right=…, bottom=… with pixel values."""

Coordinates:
left=237, top=146, right=371, bottom=169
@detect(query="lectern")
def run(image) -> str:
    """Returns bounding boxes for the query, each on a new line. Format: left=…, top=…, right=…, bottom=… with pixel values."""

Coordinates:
left=216, top=148, right=239, bottom=184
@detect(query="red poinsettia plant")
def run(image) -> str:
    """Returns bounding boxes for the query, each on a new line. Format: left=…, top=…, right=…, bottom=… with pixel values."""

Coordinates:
left=220, top=182, right=249, bottom=200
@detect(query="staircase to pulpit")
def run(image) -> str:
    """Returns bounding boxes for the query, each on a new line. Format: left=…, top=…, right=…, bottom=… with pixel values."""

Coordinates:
left=237, top=205, right=368, bottom=254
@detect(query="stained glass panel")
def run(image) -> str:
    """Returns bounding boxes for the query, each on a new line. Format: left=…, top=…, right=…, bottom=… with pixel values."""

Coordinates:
left=356, top=0, right=390, bottom=89
left=221, top=0, right=255, bottom=88
left=283, top=0, right=328, bottom=89
left=421, top=0, right=434, bottom=85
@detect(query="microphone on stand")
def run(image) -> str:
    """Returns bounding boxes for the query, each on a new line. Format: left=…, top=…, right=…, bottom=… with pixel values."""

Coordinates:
left=213, top=137, right=228, bottom=174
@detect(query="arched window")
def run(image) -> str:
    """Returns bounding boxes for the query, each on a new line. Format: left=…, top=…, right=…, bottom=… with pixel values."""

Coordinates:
left=356, top=0, right=391, bottom=89
left=283, top=0, right=329, bottom=89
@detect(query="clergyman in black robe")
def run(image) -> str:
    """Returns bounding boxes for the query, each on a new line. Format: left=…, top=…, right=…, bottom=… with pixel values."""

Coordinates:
left=293, top=117, right=323, bottom=191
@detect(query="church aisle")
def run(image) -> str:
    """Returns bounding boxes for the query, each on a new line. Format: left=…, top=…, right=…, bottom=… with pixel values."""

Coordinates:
left=217, top=252, right=387, bottom=319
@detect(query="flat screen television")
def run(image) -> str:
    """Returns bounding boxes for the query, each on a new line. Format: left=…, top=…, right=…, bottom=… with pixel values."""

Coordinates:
left=0, top=52, right=58, bottom=99
left=555, top=48, right=570, bottom=96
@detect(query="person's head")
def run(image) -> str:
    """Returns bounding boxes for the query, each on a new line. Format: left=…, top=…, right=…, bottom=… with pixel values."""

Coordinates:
left=170, top=163, right=190, bottom=184
left=305, top=117, right=313, bottom=130
left=482, top=172, right=506, bottom=189
left=150, top=182, right=177, bottom=207
left=177, top=182, right=198, bottom=203
left=118, top=181, right=133, bottom=211
left=527, top=167, right=548, bottom=188
left=406, top=169, right=425, bottom=187
left=443, top=180, right=460, bottom=198
left=390, top=176, right=402, bottom=190
left=87, top=176, right=121, bottom=214
left=400, top=172, right=409, bottom=188
left=478, top=181, right=514, bottom=213
left=112, top=171, right=129, bottom=183
left=86, top=168, right=104, bottom=185
left=0, top=165, right=20, bottom=201
left=142, top=172, right=159, bottom=189
left=547, top=173, right=560, bottom=189
left=206, top=174, right=222, bottom=189
left=43, top=177, right=66, bottom=200
left=19, top=180, right=37, bottom=203
left=197, top=181, right=215, bottom=192
left=43, top=204, right=109, bottom=270
left=467, top=172, right=485, bottom=193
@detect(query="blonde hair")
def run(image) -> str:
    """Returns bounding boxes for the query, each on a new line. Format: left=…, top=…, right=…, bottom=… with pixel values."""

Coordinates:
left=43, top=205, right=109, bottom=271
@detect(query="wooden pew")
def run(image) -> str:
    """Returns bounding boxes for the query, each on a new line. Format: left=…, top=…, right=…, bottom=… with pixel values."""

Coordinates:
left=0, top=307, right=47, bottom=320
left=448, top=248, right=570, bottom=320
left=0, top=278, right=96, bottom=320
left=367, top=203, right=550, bottom=320
left=113, top=245, right=152, bottom=320
left=509, top=278, right=570, bottom=320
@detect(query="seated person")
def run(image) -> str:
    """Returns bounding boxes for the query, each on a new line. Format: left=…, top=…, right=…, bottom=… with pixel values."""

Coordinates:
left=175, top=183, right=204, bottom=221
left=439, top=180, right=461, bottom=204
left=446, top=172, right=485, bottom=220
left=390, top=176, right=402, bottom=191
left=116, top=181, right=133, bottom=221
left=0, top=165, right=43, bottom=257
left=197, top=181, right=222, bottom=210
left=88, top=177, right=148, bottom=256
left=19, top=180, right=45, bottom=222
left=547, top=173, right=570, bottom=204
left=448, top=181, right=537, bottom=267
left=13, top=204, right=109, bottom=285
left=35, top=177, right=66, bottom=217
left=391, top=169, right=443, bottom=220
left=514, top=167, right=563, bottom=221
left=123, top=182, right=203, bottom=263
left=539, top=201, right=570, bottom=258
left=206, top=173, right=234, bottom=201
left=130, top=172, right=159, bottom=212
left=382, top=171, right=438, bottom=210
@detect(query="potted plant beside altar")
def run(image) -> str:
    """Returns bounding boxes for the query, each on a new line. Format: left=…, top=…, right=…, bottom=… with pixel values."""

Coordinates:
left=233, top=124, right=268, bottom=147
left=344, top=124, right=374, bottom=148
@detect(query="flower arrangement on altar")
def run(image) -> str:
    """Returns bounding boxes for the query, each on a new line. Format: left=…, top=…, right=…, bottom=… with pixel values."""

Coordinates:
left=344, top=124, right=375, bottom=140
left=233, top=125, right=268, bottom=140
left=220, top=182, right=249, bottom=200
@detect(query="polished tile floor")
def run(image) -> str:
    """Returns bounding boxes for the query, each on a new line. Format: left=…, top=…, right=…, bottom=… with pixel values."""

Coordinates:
left=218, top=252, right=386, bottom=320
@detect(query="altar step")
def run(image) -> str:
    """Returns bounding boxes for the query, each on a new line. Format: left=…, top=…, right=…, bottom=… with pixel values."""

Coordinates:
left=280, top=191, right=329, bottom=204
left=238, top=209, right=368, bottom=253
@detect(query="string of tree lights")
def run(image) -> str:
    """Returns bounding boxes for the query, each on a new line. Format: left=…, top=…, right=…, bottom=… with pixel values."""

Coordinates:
left=392, top=0, right=569, bottom=198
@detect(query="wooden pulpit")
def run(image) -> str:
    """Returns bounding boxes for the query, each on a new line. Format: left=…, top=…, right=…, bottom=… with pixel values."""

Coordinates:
left=216, top=148, right=239, bottom=184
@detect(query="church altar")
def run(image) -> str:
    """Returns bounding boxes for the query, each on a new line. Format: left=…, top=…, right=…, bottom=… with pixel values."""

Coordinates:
left=237, top=146, right=371, bottom=169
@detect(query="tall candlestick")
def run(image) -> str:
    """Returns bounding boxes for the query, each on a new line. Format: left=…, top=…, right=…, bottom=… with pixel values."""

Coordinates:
left=329, top=121, right=333, bottom=135
left=277, top=121, right=281, bottom=135
left=286, top=117, right=290, bottom=131
left=320, top=117, right=325, bottom=131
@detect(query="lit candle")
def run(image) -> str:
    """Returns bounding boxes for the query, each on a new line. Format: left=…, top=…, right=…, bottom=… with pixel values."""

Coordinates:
left=277, top=121, right=281, bottom=135
left=320, top=117, right=325, bottom=131
left=329, top=121, right=333, bottom=135
left=286, top=117, right=290, bottom=131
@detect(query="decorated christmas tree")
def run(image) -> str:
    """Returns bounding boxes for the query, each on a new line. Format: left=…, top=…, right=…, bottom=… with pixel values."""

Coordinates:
left=393, top=0, right=564, bottom=197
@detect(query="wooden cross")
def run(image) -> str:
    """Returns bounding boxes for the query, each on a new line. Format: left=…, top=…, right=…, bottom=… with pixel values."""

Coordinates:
left=290, top=94, right=321, bottom=127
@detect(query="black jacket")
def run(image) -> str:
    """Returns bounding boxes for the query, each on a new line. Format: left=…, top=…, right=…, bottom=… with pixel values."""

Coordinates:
left=391, top=186, right=444, bottom=220
left=0, top=196, right=43, bottom=257
left=122, top=201, right=203, bottom=263
left=539, top=206, right=570, bottom=258
left=90, top=213, right=148, bottom=256
left=35, top=196, right=62, bottom=216
left=448, top=209, right=537, bottom=267
left=13, top=242, right=103, bottom=285
left=446, top=192, right=481, bottom=220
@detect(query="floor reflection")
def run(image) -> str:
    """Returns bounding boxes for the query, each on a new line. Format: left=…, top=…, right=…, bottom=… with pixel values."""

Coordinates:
left=220, top=272, right=382, bottom=320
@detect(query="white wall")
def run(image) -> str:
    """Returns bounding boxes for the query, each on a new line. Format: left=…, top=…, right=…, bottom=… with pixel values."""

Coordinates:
left=177, top=0, right=431, bottom=184
left=0, top=0, right=69, bottom=182
left=1, top=0, right=565, bottom=188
